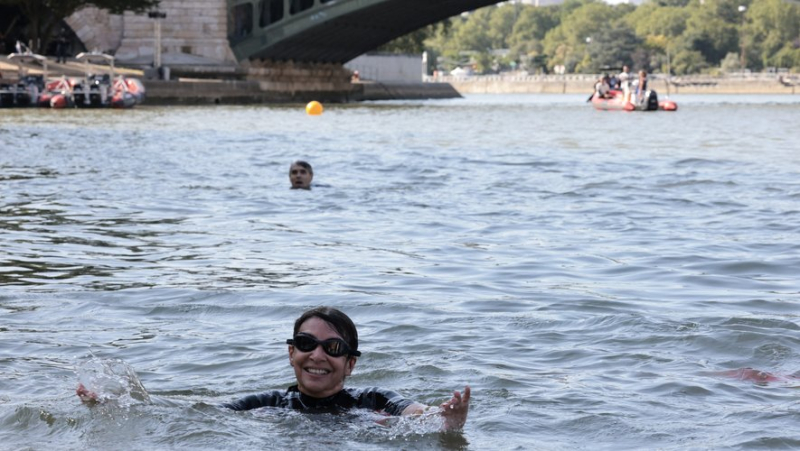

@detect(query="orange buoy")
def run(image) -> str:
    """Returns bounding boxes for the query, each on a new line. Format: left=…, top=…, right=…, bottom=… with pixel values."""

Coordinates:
left=306, top=100, right=323, bottom=116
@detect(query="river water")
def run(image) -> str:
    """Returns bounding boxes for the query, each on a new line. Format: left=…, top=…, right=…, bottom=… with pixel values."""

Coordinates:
left=1, top=94, right=799, bottom=450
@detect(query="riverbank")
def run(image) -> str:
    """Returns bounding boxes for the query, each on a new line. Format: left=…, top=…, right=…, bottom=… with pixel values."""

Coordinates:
left=120, top=73, right=800, bottom=104
left=0, top=55, right=461, bottom=103
left=436, top=73, right=800, bottom=95
left=3, top=55, right=797, bottom=103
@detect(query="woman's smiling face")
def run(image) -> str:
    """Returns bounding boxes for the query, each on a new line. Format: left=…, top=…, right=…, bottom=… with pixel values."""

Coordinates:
left=289, top=317, right=356, bottom=398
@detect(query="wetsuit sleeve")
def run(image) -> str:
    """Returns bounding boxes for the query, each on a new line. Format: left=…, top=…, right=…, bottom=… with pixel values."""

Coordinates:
left=353, top=387, right=415, bottom=416
left=223, top=390, right=284, bottom=411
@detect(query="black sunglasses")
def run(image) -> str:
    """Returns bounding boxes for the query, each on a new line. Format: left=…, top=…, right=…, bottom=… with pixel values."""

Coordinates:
left=287, top=333, right=361, bottom=357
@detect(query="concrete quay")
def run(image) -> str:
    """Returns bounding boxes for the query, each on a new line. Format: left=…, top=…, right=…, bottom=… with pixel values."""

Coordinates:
left=141, top=79, right=462, bottom=105
left=0, top=56, right=462, bottom=104
left=437, top=73, right=800, bottom=95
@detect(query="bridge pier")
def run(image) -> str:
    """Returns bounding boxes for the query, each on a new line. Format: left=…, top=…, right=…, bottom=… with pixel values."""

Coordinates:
left=245, top=59, right=353, bottom=96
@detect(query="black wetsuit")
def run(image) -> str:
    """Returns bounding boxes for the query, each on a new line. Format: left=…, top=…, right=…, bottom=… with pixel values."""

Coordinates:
left=224, top=385, right=414, bottom=416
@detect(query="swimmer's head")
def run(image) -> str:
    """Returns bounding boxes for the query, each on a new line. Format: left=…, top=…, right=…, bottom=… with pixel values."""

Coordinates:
left=289, top=161, right=313, bottom=190
left=292, top=306, right=358, bottom=355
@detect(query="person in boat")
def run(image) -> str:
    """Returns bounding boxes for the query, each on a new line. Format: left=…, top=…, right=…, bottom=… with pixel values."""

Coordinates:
left=635, top=70, right=648, bottom=104
left=594, top=74, right=611, bottom=99
left=289, top=160, right=314, bottom=190
left=224, top=307, right=471, bottom=430
left=607, top=73, right=618, bottom=92
left=76, top=306, right=472, bottom=431
left=618, top=65, right=631, bottom=103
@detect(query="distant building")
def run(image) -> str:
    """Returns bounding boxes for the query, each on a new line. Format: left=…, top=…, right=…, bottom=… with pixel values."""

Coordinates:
left=345, top=54, right=424, bottom=83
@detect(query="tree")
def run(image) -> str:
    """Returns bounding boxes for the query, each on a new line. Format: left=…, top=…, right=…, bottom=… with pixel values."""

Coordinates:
left=0, top=0, right=159, bottom=53
left=542, top=1, right=625, bottom=72
left=585, top=25, right=641, bottom=73
left=509, top=5, right=560, bottom=46
left=415, top=0, right=799, bottom=75
left=719, top=51, right=741, bottom=72
left=625, top=3, right=689, bottom=38
left=379, top=23, right=446, bottom=55
left=680, top=2, right=740, bottom=66
left=745, top=0, right=800, bottom=70
left=671, top=49, right=709, bottom=74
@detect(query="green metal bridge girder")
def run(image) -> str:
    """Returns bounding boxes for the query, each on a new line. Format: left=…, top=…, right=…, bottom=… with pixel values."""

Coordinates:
left=227, top=0, right=504, bottom=63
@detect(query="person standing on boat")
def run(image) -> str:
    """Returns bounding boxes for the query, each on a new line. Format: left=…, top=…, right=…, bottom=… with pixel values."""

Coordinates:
left=55, top=30, right=68, bottom=64
left=636, top=70, right=648, bottom=104
left=618, top=65, right=631, bottom=103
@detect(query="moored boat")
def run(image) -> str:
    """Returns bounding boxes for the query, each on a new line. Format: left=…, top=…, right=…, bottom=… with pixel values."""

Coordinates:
left=38, top=76, right=75, bottom=108
left=1, top=48, right=47, bottom=108
left=2, top=45, right=145, bottom=109
left=72, top=51, right=145, bottom=109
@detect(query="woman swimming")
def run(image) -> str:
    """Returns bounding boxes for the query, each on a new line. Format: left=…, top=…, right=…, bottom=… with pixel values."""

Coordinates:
left=78, top=306, right=471, bottom=431
left=223, top=307, right=470, bottom=430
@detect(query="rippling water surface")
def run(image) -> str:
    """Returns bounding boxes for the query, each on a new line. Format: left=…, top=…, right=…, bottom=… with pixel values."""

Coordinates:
left=2, top=94, right=799, bottom=450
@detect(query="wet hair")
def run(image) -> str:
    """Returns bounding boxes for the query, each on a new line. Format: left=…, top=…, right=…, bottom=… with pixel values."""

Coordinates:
left=293, top=307, right=358, bottom=355
left=290, top=160, right=313, bottom=175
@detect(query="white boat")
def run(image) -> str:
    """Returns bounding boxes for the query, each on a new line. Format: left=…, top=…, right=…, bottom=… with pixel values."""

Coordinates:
left=1, top=45, right=47, bottom=108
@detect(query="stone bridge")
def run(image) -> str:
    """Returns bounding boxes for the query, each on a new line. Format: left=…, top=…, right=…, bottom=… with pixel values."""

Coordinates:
left=67, top=0, right=504, bottom=67
left=229, top=0, right=504, bottom=63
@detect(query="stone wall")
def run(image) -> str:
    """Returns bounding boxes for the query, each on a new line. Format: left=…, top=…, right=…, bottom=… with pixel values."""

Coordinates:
left=67, top=0, right=236, bottom=66
left=246, top=60, right=353, bottom=94
left=65, top=7, right=123, bottom=54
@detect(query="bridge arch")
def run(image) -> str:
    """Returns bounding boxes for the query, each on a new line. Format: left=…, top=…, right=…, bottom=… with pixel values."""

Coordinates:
left=227, top=0, right=504, bottom=63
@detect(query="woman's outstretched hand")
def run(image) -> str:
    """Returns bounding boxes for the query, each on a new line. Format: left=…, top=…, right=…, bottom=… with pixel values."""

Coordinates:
left=439, top=385, right=470, bottom=431
left=76, top=383, right=99, bottom=404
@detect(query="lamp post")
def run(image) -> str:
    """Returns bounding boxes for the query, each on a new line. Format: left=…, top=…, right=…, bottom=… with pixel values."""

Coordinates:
left=148, top=11, right=167, bottom=77
left=738, top=5, right=747, bottom=72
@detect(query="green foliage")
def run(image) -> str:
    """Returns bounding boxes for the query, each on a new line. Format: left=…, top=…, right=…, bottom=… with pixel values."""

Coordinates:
left=719, top=51, right=741, bottom=73
left=681, top=0, right=740, bottom=65
left=585, top=25, right=641, bottom=73
left=745, top=0, right=800, bottom=69
left=671, top=49, right=709, bottom=74
left=419, top=0, right=800, bottom=75
left=625, top=3, right=689, bottom=38
left=542, top=1, right=625, bottom=72
left=768, top=43, right=800, bottom=71
left=379, top=24, right=444, bottom=54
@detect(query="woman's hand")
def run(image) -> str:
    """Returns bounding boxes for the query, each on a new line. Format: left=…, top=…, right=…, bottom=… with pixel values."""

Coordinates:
left=76, top=383, right=99, bottom=404
left=439, top=385, right=470, bottom=431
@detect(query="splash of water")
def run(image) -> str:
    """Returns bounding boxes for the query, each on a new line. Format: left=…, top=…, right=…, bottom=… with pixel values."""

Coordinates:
left=381, top=409, right=446, bottom=438
left=75, top=357, right=151, bottom=406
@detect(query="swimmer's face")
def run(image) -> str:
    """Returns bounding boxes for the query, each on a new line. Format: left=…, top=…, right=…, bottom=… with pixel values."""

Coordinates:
left=288, top=317, right=356, bottom=398
left=289, top=164, right=313, bottom=190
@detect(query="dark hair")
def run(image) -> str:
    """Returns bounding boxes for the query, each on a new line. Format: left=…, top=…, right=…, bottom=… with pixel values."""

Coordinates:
left=290, top=160, right=313, bottom=175
left=293, top=307, right=358, bottom=354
